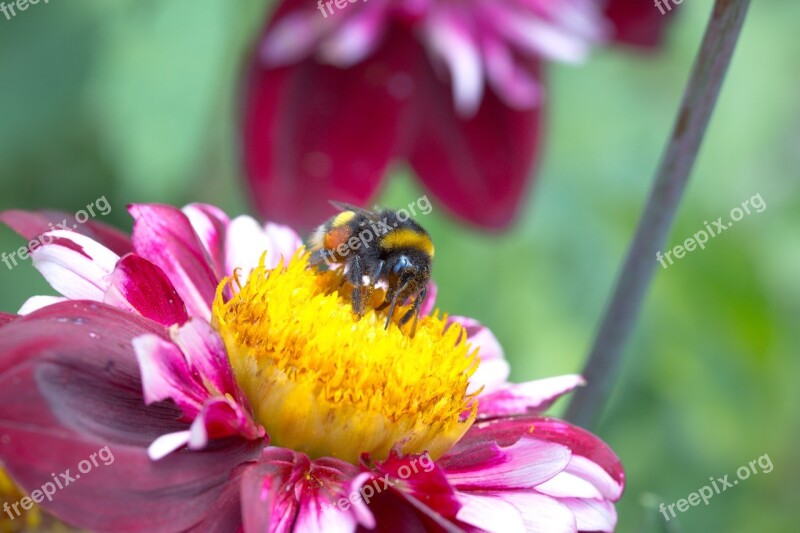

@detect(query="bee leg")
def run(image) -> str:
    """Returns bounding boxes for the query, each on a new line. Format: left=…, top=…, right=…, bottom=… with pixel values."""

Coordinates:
left=349, top=256, right=365, bottom=316
left=309, top=249, right=334, bottom=269
left=384, top=281, right=411, bottom=329
left=399, top=287, right=426, bottom=337
left=359, top=260, right=383, bottom=309
left=371, top=260, right=385, bottom=284
left=383, top=294, right=399, bottom=329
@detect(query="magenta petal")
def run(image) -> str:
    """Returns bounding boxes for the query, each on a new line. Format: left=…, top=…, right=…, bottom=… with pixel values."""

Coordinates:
left=29, top=230, right=120, bottom=300
left=241, top=459, right=300, bottom=533
left=241, top=26, right=418, bottom=232
left=134, top=320, right=262, bottom=451
left=241, top=448, right=366, bottom=533
left=182, top=203, right=231, bottom=280
left=0, top=209, right=131, bottom=256
left=440, top=439, right=570, bottom=490
left=0, top=301, right=262, bottom=531
left=355, top=490, right=446, bottom=532
left=171, top=319, right=242, bottom=399
left=455, top=416, right=624, bottom=498
left=105, top=254, right=189, bottom=326
left=477, top=374, right=586, bottom=418
left=604, top=0, right=671, bottom=48
left=129, top=204, right=219, bottom=320
left=186, top=463, right=250, bottom=533
left=0, top=312, right=14, bottom=326
left=134, top=334, right=211, bottom=413
left=519, top=418, right=625, bottom=497
left=371, top=452, right=461, bottom=520
left=405, top=55, right=542, bottom=229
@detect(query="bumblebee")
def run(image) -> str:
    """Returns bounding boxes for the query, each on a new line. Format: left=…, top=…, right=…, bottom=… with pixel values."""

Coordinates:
left=309, top=202, right=434, bottom=335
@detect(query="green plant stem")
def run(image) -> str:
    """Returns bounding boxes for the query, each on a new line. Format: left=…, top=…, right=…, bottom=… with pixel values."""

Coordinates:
left=565, top=0, right=752, bottom=430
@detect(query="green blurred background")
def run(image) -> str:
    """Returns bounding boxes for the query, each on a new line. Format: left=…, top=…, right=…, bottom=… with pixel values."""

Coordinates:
left=0, top=1, right=797, bottom=531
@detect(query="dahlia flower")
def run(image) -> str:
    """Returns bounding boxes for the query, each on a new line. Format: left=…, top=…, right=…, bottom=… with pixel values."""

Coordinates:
left=242, top=0, right=670, bottom=230
left=0, top=203, right=624, bottom=531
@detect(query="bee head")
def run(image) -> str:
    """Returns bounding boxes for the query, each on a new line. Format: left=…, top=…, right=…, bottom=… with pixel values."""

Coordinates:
left=387, top=254, right=429, bottom=299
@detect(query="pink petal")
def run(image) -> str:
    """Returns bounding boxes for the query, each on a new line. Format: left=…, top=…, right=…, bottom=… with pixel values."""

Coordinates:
left=483, top=3, right=596, bottom=64
left=293, top=494, right=361, bottom=533
left=441, top=439, right=570, bottom=490
left=187, top=398, right=257, bottom=449
left=536, top=455, right=622, bottom=501
left=482, top=35, right=543, bottom=109
left=241, top=449, right=368, bottom=533
left=519, top=417, right=625, bottom=499
left=17, top=295, right=68, bottom=315
left=242, top=25, right=419, bottom=232
left=421, top=8, right=484, bottom=117
left=224, top=215, right=303, bottom=282
left=404, top=51, right=542, bottom=229
left=29, top=230, right=120, bottom=300
left=455, top=492, right=526, bottom=532
left=0, top=301, right=262, bottom=531
left=134, top=333, right=210, bottom=412
left=242, top=460, right=300, bottom=533
left=490, top=491, right=577, bottom=533
left=457, top=416, right=625, bottom=502
left=317, top=2, right=388, bottom=67
left=182, top=203, right=231, bottom=279
left=148, top=430, right=192, bottom=461
left=558, top=497, right=617, bottom=532
left=0, top=209, right=131, bottom=256
left=170, top=319, right=241, bottom=397
left=260, top=8, right=330, bottom=67
left=134, top=320, right=263, bottom=451
left=129, top=204, right=219, bottom=320
left=477, top=374, right=586, bottom=418
left=448, top=316, right=509, bottom=394
left=104, top=254, right=189, bottom=327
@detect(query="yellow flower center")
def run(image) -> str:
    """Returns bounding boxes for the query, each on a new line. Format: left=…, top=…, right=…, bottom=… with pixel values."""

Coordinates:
left=212, top=252, right=478, bottom=464
left=0, top=468, right=41, bottom=532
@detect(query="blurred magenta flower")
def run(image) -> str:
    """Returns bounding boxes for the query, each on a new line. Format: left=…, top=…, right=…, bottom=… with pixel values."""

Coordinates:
left=242, top=0, right=669, bottom=230
left=0, top=204, right=624, bottom=531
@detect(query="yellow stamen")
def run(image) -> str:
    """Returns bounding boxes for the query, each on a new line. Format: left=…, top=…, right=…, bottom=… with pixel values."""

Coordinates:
left=0, top=468, right=41, bottom=532
left=212, top=252, right=478, bottom=464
